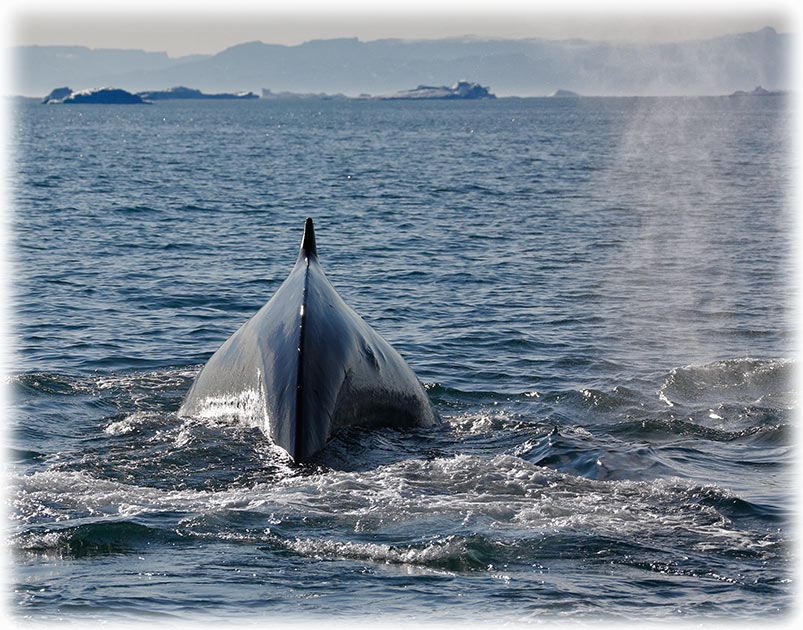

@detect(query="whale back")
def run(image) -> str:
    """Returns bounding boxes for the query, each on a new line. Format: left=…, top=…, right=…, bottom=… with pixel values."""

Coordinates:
left=179, top=219, right=437, bottom=460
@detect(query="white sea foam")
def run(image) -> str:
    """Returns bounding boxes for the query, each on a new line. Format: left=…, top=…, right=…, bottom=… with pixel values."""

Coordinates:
left=95, top=367, right=199, bottom=392
left=447, top=410, right=523, bottom=435
left=279, top=536, right=467, bottom=568
left=10, top=452, right=779, bottom=562
left=104, top=411, right=160, bottom=435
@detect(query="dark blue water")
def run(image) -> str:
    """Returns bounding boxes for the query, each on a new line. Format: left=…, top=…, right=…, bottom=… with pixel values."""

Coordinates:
left=8, top=96, right=795, bottom=623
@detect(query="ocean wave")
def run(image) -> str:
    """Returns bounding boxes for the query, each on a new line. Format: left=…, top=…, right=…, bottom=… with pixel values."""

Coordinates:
left=11, top=367, right=197, bottom=399
left=657, top=357, right=794, bottom=409
left=609, top=417, right=790, bottom=444
left=12, top=521, right=170, bottom=558
left=10, top=450, right=785, bottom=570
left=11, top=371, right=91, bottom=396
left=104, top=410, right=165, bottom=436
left=279, top=533, right=498, bottom=572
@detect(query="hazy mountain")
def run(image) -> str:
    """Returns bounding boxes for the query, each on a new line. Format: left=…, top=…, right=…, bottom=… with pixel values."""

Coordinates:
left=10, top=27, right=790, bottom=98
left=10, top=46, right=212, bottom=95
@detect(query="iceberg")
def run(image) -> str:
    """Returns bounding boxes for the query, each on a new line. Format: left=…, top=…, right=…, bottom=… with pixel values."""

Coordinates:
left=42, top=87, right=148, bottom=104
left=549, top=89, right=580, bottom=98
left=383, top=81, right=495, bottom=100
left=728, top=85, right=786, bottom=97
left=41, top=87, right=72, bottom=103
left=136, top=86, right=258, bottom=100
left=261, top=88, right=347, bottom=100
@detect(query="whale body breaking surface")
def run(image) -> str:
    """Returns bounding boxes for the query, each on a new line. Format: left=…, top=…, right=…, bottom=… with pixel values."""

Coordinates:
left=178, top=219, right=438, bottom=461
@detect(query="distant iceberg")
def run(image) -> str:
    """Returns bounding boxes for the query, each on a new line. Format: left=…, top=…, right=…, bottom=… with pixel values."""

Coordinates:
left=548, top=89, right=580, bottom=98
left=383, top=81, right=495, bottom=100
left=137, top=86, right=258, bottom=100
left=41, top=87, right=72, bottom=103
left=728, top=86, right=786, bottom=97
left=42, top=87, right=148, bottom=104
left=261, top=88, right=347, bottom=100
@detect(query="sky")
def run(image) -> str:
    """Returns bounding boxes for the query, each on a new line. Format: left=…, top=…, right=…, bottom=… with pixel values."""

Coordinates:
left=3, top=0, right=798, bottom=58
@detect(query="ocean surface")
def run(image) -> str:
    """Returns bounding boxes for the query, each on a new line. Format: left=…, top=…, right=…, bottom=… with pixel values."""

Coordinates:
left=7, top=96, right=796, bottom=624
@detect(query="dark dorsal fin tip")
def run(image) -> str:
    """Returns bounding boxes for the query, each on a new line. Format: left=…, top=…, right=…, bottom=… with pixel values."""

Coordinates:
left=300, top=217, right=317, bottom=259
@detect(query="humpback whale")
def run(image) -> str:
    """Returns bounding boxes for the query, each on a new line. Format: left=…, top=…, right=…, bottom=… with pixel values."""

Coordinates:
left=179, top=218, right=438, bottom=461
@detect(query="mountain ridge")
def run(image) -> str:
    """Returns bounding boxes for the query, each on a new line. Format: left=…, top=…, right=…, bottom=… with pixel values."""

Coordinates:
left=10, top=27, right=790, bottom=97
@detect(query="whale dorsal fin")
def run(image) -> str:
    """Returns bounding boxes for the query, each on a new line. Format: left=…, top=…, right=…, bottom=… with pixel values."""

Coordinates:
left=299, top=217, right=317, bottom=260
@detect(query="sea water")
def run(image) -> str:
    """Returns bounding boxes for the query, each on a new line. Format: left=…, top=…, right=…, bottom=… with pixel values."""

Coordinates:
left=7, top=96, right=795, bottom=623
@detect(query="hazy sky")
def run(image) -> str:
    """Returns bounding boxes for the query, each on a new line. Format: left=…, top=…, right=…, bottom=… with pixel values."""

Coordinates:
left=5, top=0, right=797, bottom=58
